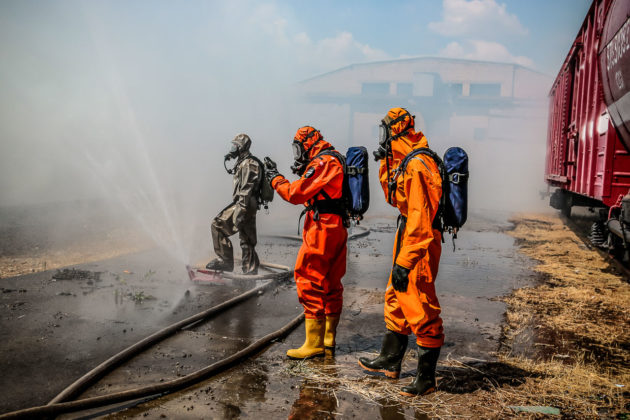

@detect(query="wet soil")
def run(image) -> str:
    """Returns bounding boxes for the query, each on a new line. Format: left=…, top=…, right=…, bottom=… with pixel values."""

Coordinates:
left=3, top=207, right=621, bottom=418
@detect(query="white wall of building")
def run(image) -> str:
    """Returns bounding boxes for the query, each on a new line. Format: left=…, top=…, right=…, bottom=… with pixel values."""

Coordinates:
left=300, top=58, right=533, bottom=98
left=297, top=58, right=553, bottom=212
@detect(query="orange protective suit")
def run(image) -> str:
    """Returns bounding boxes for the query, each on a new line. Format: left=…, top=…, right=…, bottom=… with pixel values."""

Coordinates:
left=271, top=127, right=348, bottom=319
left=379, top=108, right=444, bottom=348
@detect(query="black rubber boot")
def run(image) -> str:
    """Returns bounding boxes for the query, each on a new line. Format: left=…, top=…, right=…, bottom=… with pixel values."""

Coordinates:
left=358, top=330, right=408, bottom=379
left=400, top=346, right=440, bottom=396
left=205, top=258, right=234, bottom=272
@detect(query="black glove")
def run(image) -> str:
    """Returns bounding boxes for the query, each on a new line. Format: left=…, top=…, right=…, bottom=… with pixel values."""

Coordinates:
left=391, top=264, right=411, bottom=292
left=263, top=156, right=281, bottom=183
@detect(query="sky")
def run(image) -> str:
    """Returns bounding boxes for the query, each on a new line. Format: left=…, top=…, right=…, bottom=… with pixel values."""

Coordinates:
left=0, top=0, right=592, bottom=103
left=0, top=0, right=594, bottom=260
left=260, top=0, right=592, bottom=75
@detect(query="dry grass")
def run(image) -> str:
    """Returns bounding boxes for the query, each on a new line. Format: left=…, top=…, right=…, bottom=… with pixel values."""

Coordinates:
left=505, top=214, right=629, bottom=368
left=501, top=213, right=629, bottom=417
left=496, top=354, right=627, bottom=416
left=286, top=352, right=627, bottom=418
left=286, top=356, right=484, bottom=419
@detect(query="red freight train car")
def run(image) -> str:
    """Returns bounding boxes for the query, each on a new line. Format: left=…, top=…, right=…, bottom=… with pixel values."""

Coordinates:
left=546, top=0, right=630, bottom=255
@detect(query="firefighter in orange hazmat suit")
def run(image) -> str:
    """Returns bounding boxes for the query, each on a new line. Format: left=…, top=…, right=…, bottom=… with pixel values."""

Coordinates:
left=264, top=126, right=348, bottom=359
left=358, top=107, right=444, bottom=396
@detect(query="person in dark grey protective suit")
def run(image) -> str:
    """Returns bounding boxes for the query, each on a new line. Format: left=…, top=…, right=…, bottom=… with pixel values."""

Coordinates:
left=206, top=133, right=261, bottom=275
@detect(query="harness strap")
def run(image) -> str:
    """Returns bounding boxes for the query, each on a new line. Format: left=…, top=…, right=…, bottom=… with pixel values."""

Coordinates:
left=297, top=199, right=347, bottom=234
left=246, top=155, right=268, bottom=209
left=296, top=150, right=349, bottom=234
left=390, top=126, right=411, bottom=141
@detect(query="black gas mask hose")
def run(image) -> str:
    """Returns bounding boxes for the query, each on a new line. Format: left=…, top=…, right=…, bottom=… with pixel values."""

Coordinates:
left=373, top=121, right=412, bottom=205
left=223, top=156, right=236, bottom=175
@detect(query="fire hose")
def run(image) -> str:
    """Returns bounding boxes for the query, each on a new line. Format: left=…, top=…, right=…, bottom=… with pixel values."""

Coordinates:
left=0, top=314, right=303, bottom=419
left=0, top=262, right=299, bottom=419
left=268, top=225, right=370, bottom=242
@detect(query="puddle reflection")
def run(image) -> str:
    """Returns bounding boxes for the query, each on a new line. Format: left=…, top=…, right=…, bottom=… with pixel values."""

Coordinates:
left=287, top=357, right=434, bottom=420
left=289, top=358, right=339, bottom=419
left=220, top=363, right=269, bottom=419
left=378, top=398, right=429, bottom=420
left=289, top=379, right=338, bottom=420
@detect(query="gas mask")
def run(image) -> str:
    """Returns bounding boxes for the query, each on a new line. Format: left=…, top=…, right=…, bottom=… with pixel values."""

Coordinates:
left=372, top=121, right=391, bottom=161
left=223, top=142, right=240, bottom=174
left=291, top=129, right=321, bottom=175
left=372, top=110, right=413, bottom=162
left=223, top=133, right=252, bottom=174
left=372, top=109, right=413, bottom=204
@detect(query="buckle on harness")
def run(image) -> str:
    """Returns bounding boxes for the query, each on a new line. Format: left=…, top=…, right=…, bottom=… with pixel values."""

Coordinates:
left=448, top=172, right=468, bottom=184
left=346, top=166, right=365, bottom=176
left=297, top=205, right=320, bottom=235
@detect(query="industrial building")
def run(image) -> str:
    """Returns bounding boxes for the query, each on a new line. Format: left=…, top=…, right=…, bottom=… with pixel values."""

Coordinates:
left=298, top=56, right=551, bottom=146
left=296, top=56, right=552, bottom=211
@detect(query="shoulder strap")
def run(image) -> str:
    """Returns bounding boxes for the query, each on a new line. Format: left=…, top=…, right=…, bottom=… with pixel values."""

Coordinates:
left=390, top=147, right=438, bottom=204
left=399, top=147, right=443, bottom=176
left=247, top=155, right=264, bottom=170
left=311, top=149, right=346, bottom=200
left=395, top=147, right=447, bottom=233
left=313, top=147, right=346, bottom=210
left=315, top=149, right=346, bottom=170
left=245, top=155, right=266, bottom=197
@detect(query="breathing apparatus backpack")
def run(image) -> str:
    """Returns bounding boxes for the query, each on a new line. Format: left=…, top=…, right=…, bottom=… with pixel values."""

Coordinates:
left=394, top=146, right=468, bottom=249
left=305, top=146, right=370, bottom=227
left=248, top=156, right=275, bottom=210
left=344, top=146, right=370, bottom=220
left=343, top=146, right=370, bottom=220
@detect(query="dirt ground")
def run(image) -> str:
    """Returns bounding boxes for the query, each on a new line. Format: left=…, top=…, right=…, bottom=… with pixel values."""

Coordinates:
left=0, top=201, right=152, bottom=278
left=0, top=208, right=628, bottom=419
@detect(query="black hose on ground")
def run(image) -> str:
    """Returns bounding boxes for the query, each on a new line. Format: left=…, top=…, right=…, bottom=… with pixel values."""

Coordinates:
left=0, top=313, right=305, bottom=419
left=47, top=262, right=292, bottom=405
left=268, top=225, right=371, bottom=242
left=350, top=226, right=370, bottom=240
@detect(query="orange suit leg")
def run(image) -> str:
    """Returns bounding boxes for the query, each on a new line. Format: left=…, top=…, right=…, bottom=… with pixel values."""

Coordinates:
left=294, top=213, right=347, bottom=319
left=324, top=235, right=346, bottom=317
left=384, top=230, right=444, bottom=348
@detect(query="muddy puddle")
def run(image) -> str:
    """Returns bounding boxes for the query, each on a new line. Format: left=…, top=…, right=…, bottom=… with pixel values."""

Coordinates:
left=1, top=210, right=539, bottom=418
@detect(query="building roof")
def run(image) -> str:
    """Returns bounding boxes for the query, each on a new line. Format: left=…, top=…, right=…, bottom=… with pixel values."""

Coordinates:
left=299, top=56, right=548, bottom=84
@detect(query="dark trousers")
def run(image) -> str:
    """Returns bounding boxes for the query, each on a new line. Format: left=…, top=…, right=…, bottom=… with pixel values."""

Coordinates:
left=211, top=203, right=259, bottom=274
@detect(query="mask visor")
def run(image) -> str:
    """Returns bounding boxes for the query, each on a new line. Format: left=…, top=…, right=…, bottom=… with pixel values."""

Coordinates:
left=225, top=143, right=239, bottom=160
left=378, top=123, right=388, bottom=146
left=292, top=141, right=304, bottom=161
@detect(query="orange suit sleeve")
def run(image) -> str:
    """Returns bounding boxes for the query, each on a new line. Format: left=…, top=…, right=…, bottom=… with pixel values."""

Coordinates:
left=271, top=156, right=343, bottom=205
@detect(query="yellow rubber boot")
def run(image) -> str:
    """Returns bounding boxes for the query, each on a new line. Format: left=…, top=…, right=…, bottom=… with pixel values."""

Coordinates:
left=287, top=318, right=325, bottom=359
left=324, top=316, right=340, bottom=350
